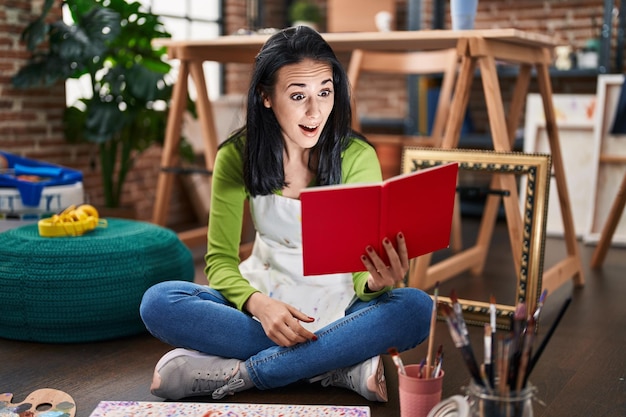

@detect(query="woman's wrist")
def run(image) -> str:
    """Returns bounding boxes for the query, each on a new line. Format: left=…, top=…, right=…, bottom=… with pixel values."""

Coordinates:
left=365, top=280, right=381, bottom=293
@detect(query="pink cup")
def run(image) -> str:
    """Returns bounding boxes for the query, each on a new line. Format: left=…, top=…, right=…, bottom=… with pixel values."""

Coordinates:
left=398, top=364, right=444, bottom=417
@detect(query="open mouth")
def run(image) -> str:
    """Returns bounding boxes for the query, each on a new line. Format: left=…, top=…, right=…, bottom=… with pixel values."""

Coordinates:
left=300, top=124, right=319, bottom=133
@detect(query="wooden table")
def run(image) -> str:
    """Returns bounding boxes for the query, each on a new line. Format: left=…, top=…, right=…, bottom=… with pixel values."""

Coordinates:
left=152, top=29, right=584, bottom=296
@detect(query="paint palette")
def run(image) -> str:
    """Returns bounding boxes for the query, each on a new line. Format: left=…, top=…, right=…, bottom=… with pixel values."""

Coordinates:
left=0, top=389, right=76, bottom=417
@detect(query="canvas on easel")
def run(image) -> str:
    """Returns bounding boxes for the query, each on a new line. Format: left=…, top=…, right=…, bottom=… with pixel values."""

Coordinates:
left=585, top=74, right=626, bottom=246
left=522, top=93, right=597, bottom=238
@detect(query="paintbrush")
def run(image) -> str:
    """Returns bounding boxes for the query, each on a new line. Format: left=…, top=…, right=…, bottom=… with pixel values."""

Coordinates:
left=438, top=301, right=484, bottom=386
left=527, top=296, right=572, bottom=376
left=450, top=289, right=468, bottom=338
left=432, top=344, right=443, bottom=378
left=516, top=316, right=536, bottom=391
left=483, top=324, right=493, bottom=389
left=508, top=302, right=527, bottom=388
left=532, top=289, right=548, bottom=322
left=425, top=281, right=439, bottom=378
left=387, top=347, right=406, bottom=375
left=418, top=358, right=426, bottom=378
left=498, top=337, right=511, bottom=396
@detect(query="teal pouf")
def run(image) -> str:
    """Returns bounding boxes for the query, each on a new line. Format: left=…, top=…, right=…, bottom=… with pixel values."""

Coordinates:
left=0, top=218, right=195, bottom=343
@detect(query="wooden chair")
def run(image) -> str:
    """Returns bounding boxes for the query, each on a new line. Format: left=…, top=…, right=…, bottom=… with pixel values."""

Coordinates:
left=346, top=48, right=459, bottom=179
left=346, top=48, right=463, bottom=256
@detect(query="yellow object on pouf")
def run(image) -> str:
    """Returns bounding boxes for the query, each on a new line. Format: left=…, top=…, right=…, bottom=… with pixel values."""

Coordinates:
left=37, top=204, right=107, bottom=237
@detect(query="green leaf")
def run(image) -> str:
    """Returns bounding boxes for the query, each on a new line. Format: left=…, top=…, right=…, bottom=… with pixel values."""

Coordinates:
left=80, top=7, right=122, bottom=46
left=126, top=64, right=166, bottom=102
left=139, top=55, right=171, bottom=74
left=84, top=99, right=128, bottom=143
left=65, top=0, right=99, bottom=22
left=49, top=22, right=92, bottom=62
left=21, top=19, right=49, bottom=51
left=11, top=54, right=75, bottom=88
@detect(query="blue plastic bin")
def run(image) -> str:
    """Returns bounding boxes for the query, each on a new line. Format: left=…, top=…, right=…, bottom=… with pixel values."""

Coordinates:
left=0, top=151, right=83, bottom=207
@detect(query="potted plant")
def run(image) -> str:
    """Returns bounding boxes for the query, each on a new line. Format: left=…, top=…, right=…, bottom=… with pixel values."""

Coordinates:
left=288, top=0, right=322, bottom=30
left=12, top=0, right=192, bottom=209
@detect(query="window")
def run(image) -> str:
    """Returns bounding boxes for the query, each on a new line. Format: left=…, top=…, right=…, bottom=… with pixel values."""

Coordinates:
left=66, top=0, right=224, bottom=106
left=141, top=0, right=223, bottom=100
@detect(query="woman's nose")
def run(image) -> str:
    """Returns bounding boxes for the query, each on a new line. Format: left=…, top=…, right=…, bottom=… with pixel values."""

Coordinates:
left=306, top=99, right=321, bottom=118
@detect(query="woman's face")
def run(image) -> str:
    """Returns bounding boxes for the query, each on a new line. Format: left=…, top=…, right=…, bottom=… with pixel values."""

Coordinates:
left=263, top=59, right=334, bottom=152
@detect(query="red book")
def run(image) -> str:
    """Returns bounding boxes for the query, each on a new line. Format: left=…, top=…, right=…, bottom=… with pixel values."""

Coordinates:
left=300, top=162, right=458, bottom=276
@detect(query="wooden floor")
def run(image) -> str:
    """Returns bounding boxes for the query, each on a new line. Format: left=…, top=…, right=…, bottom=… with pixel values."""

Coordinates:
left=1, top=218, right=625, bottom=417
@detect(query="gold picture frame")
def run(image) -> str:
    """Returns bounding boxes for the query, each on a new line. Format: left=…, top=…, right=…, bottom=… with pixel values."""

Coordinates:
left=401, top=147, right=551, bottom=329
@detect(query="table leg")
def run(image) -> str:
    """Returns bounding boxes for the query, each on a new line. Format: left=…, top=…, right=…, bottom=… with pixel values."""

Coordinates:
left=152, top=61, right=190, bottom=226
left=507, top=64, right=532, bottom=148
left=189, top=62, right=219, bottom=171
left=442, top=49, right=476, bottom=149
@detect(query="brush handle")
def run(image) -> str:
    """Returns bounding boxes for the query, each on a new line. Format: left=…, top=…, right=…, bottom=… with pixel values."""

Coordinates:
left=528, top=297, right=572, bottom=377
left=460, top=344, right=484, bottom=386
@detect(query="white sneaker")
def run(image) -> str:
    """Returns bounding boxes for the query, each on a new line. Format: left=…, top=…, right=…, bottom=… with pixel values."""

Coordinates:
left=150, top=348, right=253, bottom=400
left=310, top=356, right=388, bottom=402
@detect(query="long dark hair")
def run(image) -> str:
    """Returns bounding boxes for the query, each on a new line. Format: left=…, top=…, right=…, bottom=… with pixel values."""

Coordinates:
left=225, top=26, right=355, bottom=196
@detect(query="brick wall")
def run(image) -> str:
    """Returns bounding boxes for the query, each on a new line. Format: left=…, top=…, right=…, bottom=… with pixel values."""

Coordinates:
left=1, top=0, right=65, bottom=159
left=1, top=0, right=196, bottom=227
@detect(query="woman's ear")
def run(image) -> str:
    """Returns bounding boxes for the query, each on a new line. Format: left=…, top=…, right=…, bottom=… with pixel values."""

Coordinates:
left=260, top=90, right=271, bottom=108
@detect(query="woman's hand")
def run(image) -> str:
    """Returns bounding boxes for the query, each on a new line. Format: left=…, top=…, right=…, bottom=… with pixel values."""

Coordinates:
left=244, top=292, right=317, bottom=347
left=361, top=232, right=409, bottom=291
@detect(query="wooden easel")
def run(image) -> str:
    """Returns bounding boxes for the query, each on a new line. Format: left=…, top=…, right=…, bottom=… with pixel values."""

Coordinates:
left=591, top=169, right=626, bottom=267
left=407, top=37, right=585, bottom=296
left=151, top=30, right=585, bottom=296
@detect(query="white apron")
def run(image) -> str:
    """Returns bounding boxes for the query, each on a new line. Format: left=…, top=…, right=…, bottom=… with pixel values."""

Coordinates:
left=238, top=194, right=354, bottom=332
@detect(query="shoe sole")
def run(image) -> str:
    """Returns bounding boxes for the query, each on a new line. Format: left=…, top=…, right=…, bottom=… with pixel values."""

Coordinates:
left=366, top=356, right=388, bottom=402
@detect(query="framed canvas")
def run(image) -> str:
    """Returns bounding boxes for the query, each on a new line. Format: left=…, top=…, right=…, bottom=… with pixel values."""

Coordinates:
left=585, top=74, right=626, bottom=245
left=523, top=93, right=597, bottom=238
left=401, top=147, right=551, bottom=329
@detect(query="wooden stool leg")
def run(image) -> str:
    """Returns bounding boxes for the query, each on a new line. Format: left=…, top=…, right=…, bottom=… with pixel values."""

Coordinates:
left=591, top=171, right=626, bottom=268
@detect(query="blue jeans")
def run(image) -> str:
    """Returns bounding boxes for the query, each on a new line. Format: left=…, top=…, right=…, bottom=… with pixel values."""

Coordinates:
left=140, top=281, right=432, bottom=390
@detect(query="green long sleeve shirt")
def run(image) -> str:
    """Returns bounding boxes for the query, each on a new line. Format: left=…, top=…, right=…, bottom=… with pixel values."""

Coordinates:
left=204, top=136, right=390, bottom=311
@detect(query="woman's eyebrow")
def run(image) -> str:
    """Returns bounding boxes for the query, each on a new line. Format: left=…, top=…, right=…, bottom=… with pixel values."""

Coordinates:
left=286, top=78, right=333, bottom=89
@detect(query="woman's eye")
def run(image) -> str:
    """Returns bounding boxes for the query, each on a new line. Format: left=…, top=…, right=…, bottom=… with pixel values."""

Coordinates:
left=291, top=93, right=305, bottom=100
left=319, top=89, right=333, bottom=97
